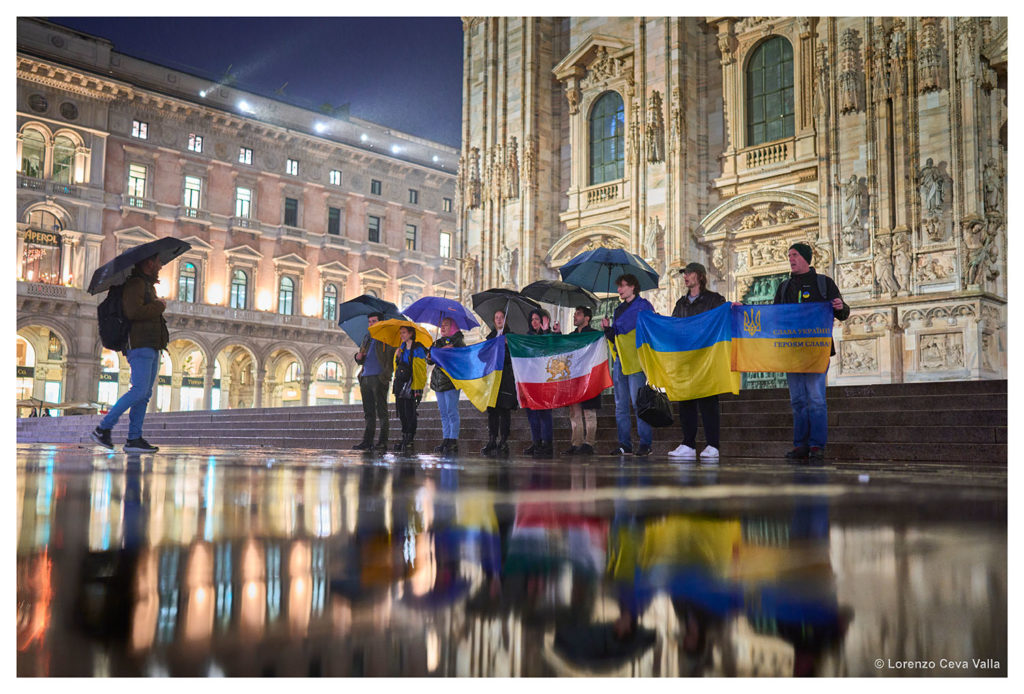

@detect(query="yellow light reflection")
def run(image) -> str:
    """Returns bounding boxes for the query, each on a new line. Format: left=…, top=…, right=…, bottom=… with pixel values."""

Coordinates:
left=288, top=542, right=312, bottom=636
left=183, top=543, right=214, bottom=644
left=130, top=548, right=159, bottom=653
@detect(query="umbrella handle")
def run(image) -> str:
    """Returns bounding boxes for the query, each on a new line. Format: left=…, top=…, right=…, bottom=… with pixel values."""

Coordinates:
left=499, top=298, right=511, bottom=335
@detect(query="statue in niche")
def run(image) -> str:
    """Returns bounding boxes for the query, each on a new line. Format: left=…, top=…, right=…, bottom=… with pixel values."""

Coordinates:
left=983, top=159, right=1003, bottom=218
left=468, top=147, right=481, bottom=209
left=523, top=137, right=536, bottom=190
left=712, top=246, right=726, bottom=276
left=836, top=174, right=862, bottom=232
left=892, top=230, right=912, bottom=293
left=922, top=217, right=944, bottom=243
left=497, top=244, right=513, bottom=286
left=873, top=235, right=899, bottom=297
left=461, top=254, right=479, bottom=304
left=963, top=219, right=998, bottom=287
left=642, top=217, right=664, bottom=273
left=918, top=158, right=945, bottom=218
left=505, top=137, right=520, bottom=200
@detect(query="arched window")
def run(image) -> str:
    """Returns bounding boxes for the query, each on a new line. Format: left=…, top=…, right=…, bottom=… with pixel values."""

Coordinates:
left=230, top=269, right=248, bottom=309
left=52, top=135, right=76, bottom=184
left=284, top=361, right=301, bottom=382
left=21, top=130, right=45, bottom=179
left=278, top=276, right=295, bottom=315
left=746, top=36, right=794, bottom=147
left=178, top=262, right=197, bottom=303
left=22, top=209, right=64, bottom=284
left=588, top=91, right=625, bottom=185
left=316, top=361, right=340, bottom=382
left=322, top=283, right=337, bottom=321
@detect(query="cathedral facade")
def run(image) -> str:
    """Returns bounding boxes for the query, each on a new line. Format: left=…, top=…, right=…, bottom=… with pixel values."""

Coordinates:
left=456, top=17, right=1007, bottom=385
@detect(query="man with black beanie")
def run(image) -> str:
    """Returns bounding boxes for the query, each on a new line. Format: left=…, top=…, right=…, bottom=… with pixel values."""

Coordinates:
left=772, top=243, right=850, bottom=461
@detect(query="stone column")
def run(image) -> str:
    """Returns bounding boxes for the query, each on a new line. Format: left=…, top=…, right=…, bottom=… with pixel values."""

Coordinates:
left=170, top=372, right=181, bottom=412
left=202, top=363, right=215, bottom=410
left=63, top=354, right=98, bottom=404
left=255, top=368, right=265, bottom=409
left=299, top=374, right=312, bottom=407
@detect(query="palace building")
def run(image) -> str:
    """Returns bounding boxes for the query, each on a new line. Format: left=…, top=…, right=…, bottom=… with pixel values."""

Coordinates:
left=456, top=17, right=1007, bottom=387
left=16, top=18, right=458, bottom=414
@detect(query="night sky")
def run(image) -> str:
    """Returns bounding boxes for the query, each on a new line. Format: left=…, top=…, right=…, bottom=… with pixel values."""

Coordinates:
left=46, top=17, right=465, bottom=148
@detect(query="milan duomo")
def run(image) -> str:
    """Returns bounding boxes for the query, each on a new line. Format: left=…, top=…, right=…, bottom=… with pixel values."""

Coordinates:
left=16, top=17, right=1007, bottom=414
left=456, top=17, right=1006, bottom=391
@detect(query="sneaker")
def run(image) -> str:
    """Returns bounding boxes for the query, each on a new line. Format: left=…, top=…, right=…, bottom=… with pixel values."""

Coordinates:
left=667, top=444, right=697, bottom=460
left=562, top=445, right=578, bottom=455
left=90, top=427, right=113, bottom=450
left=609, top=445, right=632, bottom=456
left=576, top=444, right=594, bottom=456
left=634, top=444, right=652, bottom=457
left=373, top=442, right=388, bottom=453
left=124, top=437, right=158, bottom=453
left=785, top=446, right=810, bottom=460
left=700, top=446, right=720, bottom=460
left=808, top=446, right=825, bottom=460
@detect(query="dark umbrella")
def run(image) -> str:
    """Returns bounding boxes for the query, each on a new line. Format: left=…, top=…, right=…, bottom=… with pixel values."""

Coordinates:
left=521, top=279, right=599, bottom=310
left=552, top=622, right=657, bottom=673
left=87, top=237, right=192, bottom=295
left=337, top=294, right=404, bottom=346
left=403, top=296, right=479, bottom=331
left=471, top=288, right=542, bottom=335
left=558, top=247, right=660, bottom=295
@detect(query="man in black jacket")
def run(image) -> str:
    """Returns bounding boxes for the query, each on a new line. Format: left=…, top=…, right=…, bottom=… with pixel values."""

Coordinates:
left=773, top=243, right=850, bottom=461
left=668, top=262, right=726, bottom=462
left=353, top=312, right=397, bottom=452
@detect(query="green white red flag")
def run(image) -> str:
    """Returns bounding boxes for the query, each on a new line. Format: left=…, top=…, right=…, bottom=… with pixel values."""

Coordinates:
left=506, top=332, right=613, bottom=409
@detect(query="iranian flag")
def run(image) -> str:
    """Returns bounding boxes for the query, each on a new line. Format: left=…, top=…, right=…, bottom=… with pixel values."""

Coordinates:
left=506, top=331, right=613, bottom=409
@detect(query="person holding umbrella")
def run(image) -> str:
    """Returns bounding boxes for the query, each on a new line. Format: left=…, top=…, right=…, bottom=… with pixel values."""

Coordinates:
left=392, top=325, right=429, bottom=454
left=90, top=254, right=168, bottom=453
left=482, top=309, right=518, bottom=457
left=601, top=274, right=656, bottom=457
left=353, top=312, right=396, bottom=452
left=427, top=317, right=466, bottom=454
left=523, top=309, right=556, bottom=458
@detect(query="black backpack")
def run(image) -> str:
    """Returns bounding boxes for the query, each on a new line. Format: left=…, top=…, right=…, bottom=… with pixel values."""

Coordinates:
left=97, top=284, right=131, bottom=352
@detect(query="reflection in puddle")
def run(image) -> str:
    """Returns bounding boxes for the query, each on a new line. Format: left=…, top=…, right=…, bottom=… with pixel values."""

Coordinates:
left=16, top=450, right=1006, bottom=676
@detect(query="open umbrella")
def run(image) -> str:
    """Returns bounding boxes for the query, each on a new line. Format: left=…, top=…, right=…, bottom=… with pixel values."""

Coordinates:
left=471, top=288, right=542, bottom=335
left=521, top=279, right=599, bottom=309
left=88, top=237, right=192, bottom=295
left=403, top=296, right=479, bottom=330
left=558, top=247, right=660, bottom=295
left=337, top=295, right=404, bottom=346
left=368, top=318, right=434, bottom=348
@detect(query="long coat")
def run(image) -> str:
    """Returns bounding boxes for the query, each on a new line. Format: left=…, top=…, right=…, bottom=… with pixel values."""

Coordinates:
left=486, top=328, right=518, bottom=410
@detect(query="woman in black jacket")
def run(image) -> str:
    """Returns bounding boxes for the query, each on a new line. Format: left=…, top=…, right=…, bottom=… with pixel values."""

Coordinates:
left=668, top=262, right=726, bottom=462
left=482, top=309, right=517, bottom=457
left=427, top=317, right=466, bottom=454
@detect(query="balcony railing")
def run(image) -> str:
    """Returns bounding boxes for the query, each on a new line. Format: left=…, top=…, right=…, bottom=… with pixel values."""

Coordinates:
left=740, top=138, right=795, bottom=171
left=584, top=181, right=622, bottom=208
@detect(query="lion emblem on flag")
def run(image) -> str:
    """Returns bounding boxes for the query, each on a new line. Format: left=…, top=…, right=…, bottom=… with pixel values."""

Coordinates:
left=545, top=354, right=572, bottom=382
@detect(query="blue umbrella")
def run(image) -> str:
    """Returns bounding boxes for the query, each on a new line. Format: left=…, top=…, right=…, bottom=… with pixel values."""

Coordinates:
left=558, top=248, right=660, bottom=295
left=403, top=296, right=479, bottom=331
left=87, top=237, right=192, bottom=294
left=337, top=294, right=404, bottom=346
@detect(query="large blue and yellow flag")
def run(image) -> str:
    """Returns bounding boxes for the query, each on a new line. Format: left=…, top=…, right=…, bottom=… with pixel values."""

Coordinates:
left=609, top=297, right=655, bottom=375
left=635, top=304, right=741, bottom=401
left=428, top=336, right=505, bottom=412
left=730, top=302, right=834, bottom=373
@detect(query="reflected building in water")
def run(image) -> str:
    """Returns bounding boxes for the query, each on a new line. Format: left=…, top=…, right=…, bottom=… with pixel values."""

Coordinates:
left=16, top=455, right=1006, bottom=676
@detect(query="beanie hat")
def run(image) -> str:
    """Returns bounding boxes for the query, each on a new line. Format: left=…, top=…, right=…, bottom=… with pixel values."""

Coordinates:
left=789, top=242, right=813, bottom=264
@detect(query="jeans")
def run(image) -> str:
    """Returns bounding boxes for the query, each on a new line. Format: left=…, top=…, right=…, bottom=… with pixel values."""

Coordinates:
left=526, top=409, right=553, bottom=442
left=358, top=374, right=390, bottom=444
left=678, top=395, right=721, bottom=448
left=787, top=370, right=829, bottom=448
left=612, top=358, right=652, bottom=449
left=435, top=389, right=460, bottom=439
left=100, top=347, right=160, bottom=440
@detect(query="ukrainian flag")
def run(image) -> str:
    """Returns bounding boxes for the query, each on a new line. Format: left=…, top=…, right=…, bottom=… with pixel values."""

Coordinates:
left=635, top=304, right=740, bottom=401
left=611, top=299, right=652, bottom=375
left=730, top=303, right=834, bottom=373
left=428, top=336, right=506, bottom=412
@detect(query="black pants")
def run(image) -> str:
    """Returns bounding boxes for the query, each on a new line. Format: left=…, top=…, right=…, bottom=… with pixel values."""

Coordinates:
left=487, top=407, right=511, bottom=442
left=358, top=375, right=390, bottom=444
left=678, top=395, right=720, bottom=448
left=396, top=397, right=419, bottom=437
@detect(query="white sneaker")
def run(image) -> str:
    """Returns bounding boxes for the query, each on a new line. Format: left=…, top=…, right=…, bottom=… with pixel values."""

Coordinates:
left=700, top=445, right=720, bottom=460
left=668, top=444, right=697, bottom=460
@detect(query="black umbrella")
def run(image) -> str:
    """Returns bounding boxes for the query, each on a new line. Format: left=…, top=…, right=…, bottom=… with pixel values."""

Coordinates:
left=337, top=294, right=404, bottom=346
left=521, top=279, right=599, bottom=310
left=87, top=237, right=192, bottom=295
left=471, top=288, right=541, bottom=335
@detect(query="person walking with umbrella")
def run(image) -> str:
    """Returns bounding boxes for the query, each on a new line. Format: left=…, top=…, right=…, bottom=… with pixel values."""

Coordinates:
left=601, top=274, right=656, bottom=457
left=482, top=308, right=518, bottom=457
left=90, top=253, right=168, bottom=453
left=427, top=317, right=466, bottom=454
left=392, top=325, right=429, bottom=454
left=523, top=309, right=556, bottom=458
left=353, top=312, right=397, bottom=452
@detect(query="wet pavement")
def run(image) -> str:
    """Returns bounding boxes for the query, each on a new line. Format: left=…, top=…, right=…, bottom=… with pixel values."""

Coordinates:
left=17, top=443, right=1006, bottom=677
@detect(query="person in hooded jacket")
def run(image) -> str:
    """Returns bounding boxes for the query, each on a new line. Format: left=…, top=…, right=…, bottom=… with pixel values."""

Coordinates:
left=482, top=309, right=517, bottom=457
left=427, top=316, right=466, bottom=454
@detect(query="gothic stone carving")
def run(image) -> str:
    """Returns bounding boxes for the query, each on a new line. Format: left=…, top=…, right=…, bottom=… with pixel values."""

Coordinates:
left=505, top=136, right=520, bottom=200
left=840, top=339, right=878, bottom=374
left=919, top=332, right=964, bottom=370
left=565, top=84, right=581, bottom=115
left=642, top=216, right=665, bottom=275
left=628, top=102, right=641, bottom=165
left=815, top=42, right=829, bottom=117
left=496, top=245, right=518, bottom=288
left=750, top=239, right=788, bottom=266
left=915, top=252, right=955, bottom=283
left=646, top=90, right=664, bottom=164
left=838, top=28, right=862, bottom=114
left=468, top=147, right=481, bottom=209
left=669, top=87, right=684, bottom=152
left=523, top=136, right=537, bottom=191
left=918, top=158, right=945, bottom=218
left=873, top=234, right=899, bottom=297
left=918, top=18, right=946, bottom=92
left=983, top=158, right=1003, bottom=218
left=956, top=17, right=978, bottom=80
left=580, top=46, right=627, bottom=90
left=962, top=217, right=1000, bottom=287
left=892, top=229, right=912, bottom=293
left=838, top=261, right=872, bottom=289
